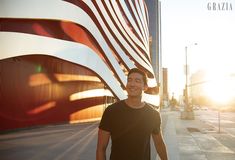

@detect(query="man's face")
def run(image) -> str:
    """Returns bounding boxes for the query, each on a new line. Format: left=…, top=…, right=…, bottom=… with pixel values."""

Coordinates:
left=126, top=72, right=146, bottom=97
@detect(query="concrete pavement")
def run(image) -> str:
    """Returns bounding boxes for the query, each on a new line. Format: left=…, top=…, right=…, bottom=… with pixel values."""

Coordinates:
left=0, top=109, right=235, bottom=160
left=162, top=109, right=235, bottom=160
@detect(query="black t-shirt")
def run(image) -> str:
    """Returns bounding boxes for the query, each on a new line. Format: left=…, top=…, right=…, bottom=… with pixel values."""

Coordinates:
left=99, top=100, right=161, bottom=160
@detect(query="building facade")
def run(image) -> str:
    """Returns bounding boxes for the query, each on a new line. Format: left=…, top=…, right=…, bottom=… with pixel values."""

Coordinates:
left=162, top=68, right=168, bottom=102
left=0, top=0, right=159, bottom=131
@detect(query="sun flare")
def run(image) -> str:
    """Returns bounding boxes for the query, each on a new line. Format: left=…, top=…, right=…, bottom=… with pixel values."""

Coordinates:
left=203, top=74, right=235, bottom=104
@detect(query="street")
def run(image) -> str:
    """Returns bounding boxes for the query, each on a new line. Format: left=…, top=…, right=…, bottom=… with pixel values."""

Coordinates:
left=0, top=109, right=235, bottom=160
left=197, top=109, right=235, bottom=135
left=175, top=109, right=235, bottom=160
left=0, top=121, right=99, bottom=160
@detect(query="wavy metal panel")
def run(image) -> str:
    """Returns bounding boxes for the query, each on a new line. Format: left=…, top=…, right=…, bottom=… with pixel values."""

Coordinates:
left=0, top=0, right=159, bottom=131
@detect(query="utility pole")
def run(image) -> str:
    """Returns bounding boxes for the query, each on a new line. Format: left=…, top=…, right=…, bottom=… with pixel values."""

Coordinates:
left=181, top=43, right=197, bottom=120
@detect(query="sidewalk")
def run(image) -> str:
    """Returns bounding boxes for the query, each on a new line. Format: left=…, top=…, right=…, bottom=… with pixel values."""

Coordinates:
left=162, top=110, right=235, bottom=160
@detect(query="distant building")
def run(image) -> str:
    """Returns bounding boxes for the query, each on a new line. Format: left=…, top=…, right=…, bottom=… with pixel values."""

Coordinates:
left=190, top=70, right=207, bottom=105
left=162, top=68, right=169, bottom=100
left=162, top=68, right=169, bottom=107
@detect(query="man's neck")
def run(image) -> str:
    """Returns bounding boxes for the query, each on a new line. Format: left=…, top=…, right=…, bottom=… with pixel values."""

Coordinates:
left=125, top=97, right=145, bottom=109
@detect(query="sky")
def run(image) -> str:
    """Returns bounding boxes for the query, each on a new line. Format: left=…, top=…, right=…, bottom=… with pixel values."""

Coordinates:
left=160, top=0, right=235, bottom=99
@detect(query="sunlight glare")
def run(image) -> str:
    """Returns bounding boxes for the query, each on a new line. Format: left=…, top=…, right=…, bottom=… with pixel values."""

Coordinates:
left=27, top=101, right=56, bottom=114
left=204, top=76, right=234, bottom=105
left=143, top=93, right=160, bottom=106
left=70, top=89, right=113, bottom=101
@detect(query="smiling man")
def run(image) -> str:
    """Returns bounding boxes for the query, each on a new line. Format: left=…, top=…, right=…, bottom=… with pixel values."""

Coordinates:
left=96, top=68, right=168, bottom=160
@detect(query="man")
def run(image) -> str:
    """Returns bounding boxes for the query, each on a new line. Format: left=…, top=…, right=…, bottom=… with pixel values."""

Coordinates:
left=96, top=68, right=168, bottom=160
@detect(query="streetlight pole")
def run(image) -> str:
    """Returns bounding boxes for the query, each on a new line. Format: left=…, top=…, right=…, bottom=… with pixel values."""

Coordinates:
left=218, top=109, right=221, bottom=133
left=181, top=43, right=197, bottom=120
left=185, top=46, right=189, bottom=112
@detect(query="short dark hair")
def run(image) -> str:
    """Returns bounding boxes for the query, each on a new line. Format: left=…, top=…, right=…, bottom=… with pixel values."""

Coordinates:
left=127, top=68, right=147, bottom=85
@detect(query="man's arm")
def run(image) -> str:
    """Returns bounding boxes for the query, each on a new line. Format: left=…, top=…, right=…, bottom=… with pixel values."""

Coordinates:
left=96, top=128, right=110, bottom=160
left=152, top=131, right=168, bottom=160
